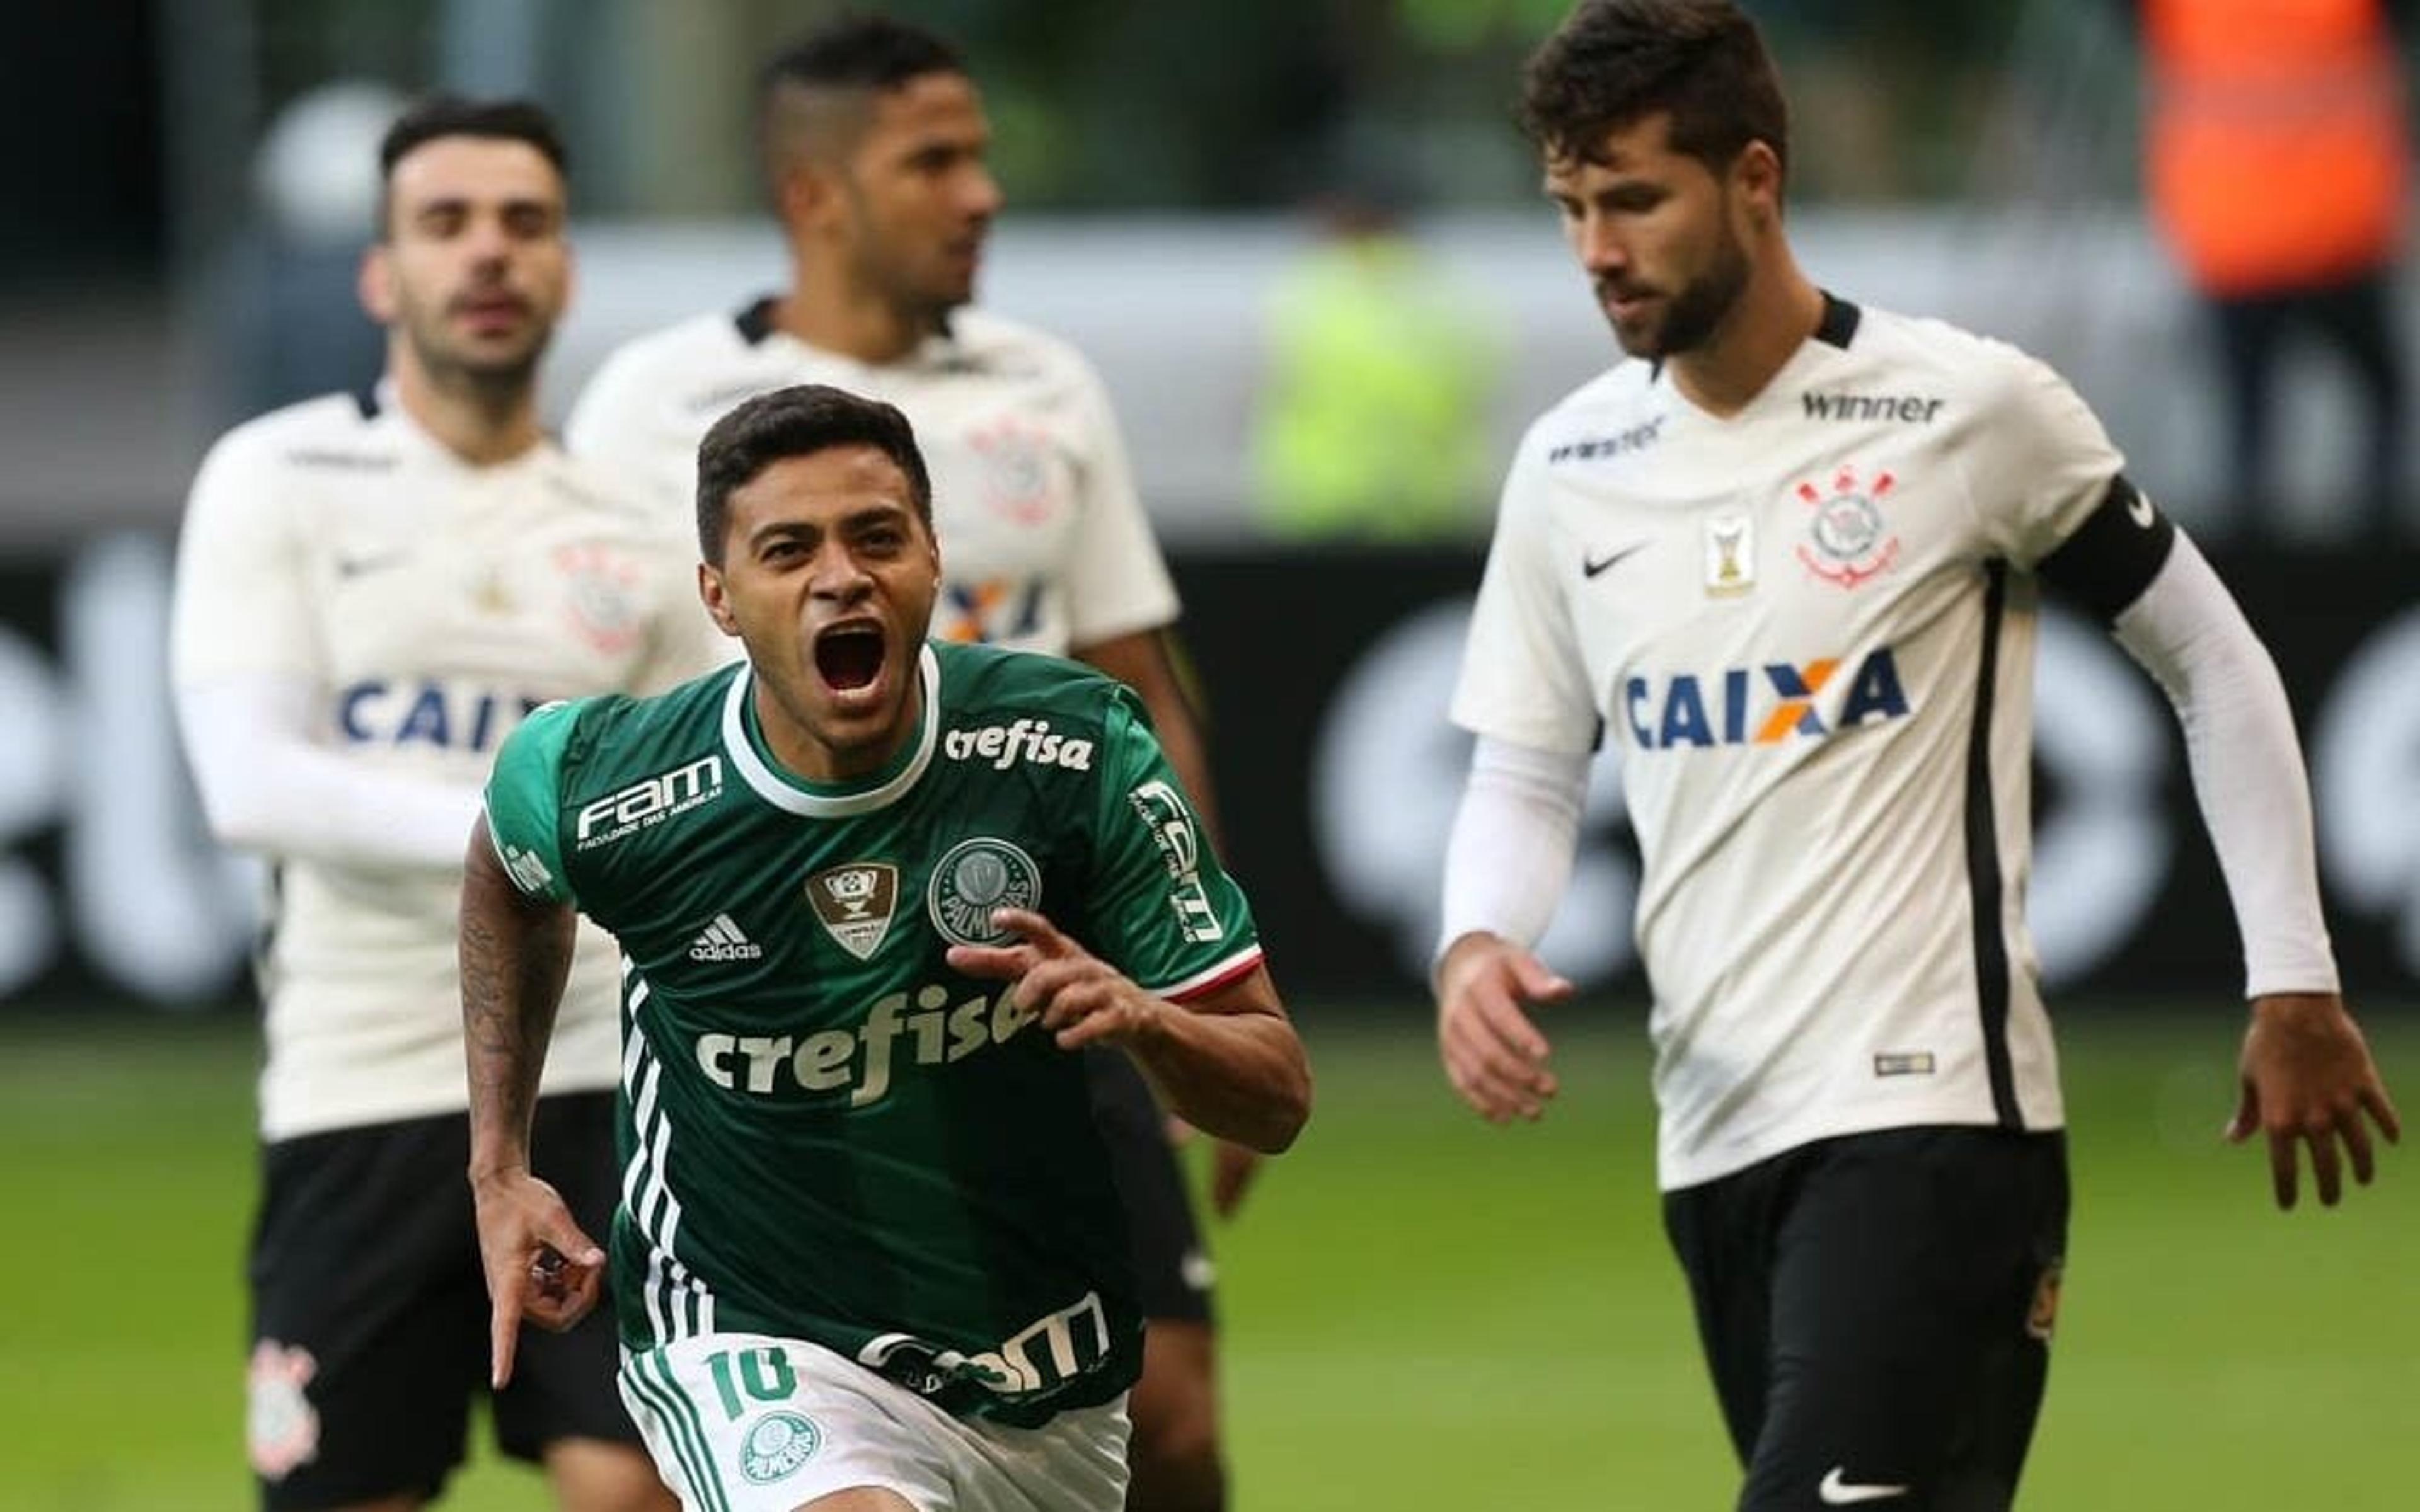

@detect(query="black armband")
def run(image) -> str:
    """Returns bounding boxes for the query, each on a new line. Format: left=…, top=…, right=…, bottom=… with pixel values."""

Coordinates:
left=2036, top=475, right=2175, bottom=622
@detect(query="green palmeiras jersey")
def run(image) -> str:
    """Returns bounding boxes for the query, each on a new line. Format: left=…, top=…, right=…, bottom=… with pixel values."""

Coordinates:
left=483, top=641, right=1264, bottom=1426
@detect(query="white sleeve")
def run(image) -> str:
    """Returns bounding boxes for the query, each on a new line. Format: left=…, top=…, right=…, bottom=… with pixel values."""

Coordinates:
left=1449, top=435, right=1599, bottom=752
left=1058, top=356, right=1181, bottom=649
left=1436, top=735, right=1593, bottom=959
left=1955, top=343, right=2126, bottom=571
left=562, top=346, right=640, bottom=471
left=564, top=343, right=696, bottom=527
left=2110, top=530, right=2339, bottom=996
left=168, top=428, right=318, bottom=688
left=175, top=673, right=486, bottom=871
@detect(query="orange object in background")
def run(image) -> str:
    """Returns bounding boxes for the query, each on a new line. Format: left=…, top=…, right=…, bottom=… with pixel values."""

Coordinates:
left=2143, top=0, right=2409, bottom=295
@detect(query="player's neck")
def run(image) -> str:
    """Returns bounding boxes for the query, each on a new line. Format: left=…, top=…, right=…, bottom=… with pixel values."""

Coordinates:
left=387, top=353, right=543, bottom=466
left=1664, top=258, right=1826, bottom=419
left=773, top=277, right=934, bottom=367
left=751, top=670, right=926, bottom=785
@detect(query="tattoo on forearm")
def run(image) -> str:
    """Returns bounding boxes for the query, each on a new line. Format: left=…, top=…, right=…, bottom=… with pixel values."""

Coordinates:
left=461, top=856, right=573, bottom=1163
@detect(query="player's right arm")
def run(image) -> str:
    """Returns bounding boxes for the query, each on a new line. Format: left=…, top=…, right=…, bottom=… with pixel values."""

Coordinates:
left=461, top=701, right=606, bottom=1383
left=1435, top=428, right=1597, bottom=1122
left=170, top=424, right=487, bottom=870
left=1435, top=739, right=1587, bottom=1123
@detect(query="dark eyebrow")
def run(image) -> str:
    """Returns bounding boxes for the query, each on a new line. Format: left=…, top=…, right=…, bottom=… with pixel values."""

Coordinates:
left=744, top=500, right=911, bottom=548
left=406, top=193, right=560, bottom=220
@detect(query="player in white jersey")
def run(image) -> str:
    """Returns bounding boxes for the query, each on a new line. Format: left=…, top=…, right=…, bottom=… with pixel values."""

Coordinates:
left=1431, top=5, right=2402, bottom=1508
left=564, top=20, right=1250, bottom=1512
left=170, top=97, right=710, bottom=1512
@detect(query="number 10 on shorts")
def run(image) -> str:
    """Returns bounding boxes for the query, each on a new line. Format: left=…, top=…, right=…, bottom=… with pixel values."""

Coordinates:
left=705, top=1345, right=797, bottom=1418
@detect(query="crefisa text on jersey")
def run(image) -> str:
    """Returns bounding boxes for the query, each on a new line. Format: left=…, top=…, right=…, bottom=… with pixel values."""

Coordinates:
left=694, top=981, right=1035, bottom=1108
left=942, top=718, right=1095, bottom=772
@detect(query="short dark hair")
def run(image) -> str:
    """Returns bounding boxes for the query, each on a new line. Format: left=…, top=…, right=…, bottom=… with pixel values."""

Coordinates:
left=694, top=384, right=935, bottom=564
left=757, top=14, right=967, bottom=180
left=1518, top=0, right=1788, bottom=182
left=376, top=94, right=568, bottom=236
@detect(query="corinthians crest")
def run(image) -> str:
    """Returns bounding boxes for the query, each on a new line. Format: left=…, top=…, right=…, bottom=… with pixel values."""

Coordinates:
left=806, top=862, right=900, bottom=960
left=1792, top=463, right=1901, bottom=589
left=550, top=541, right=645, bottom=653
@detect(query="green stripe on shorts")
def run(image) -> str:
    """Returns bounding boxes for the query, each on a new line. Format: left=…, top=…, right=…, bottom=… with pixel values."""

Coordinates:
left=625, top=1348, right=734, bottom=1512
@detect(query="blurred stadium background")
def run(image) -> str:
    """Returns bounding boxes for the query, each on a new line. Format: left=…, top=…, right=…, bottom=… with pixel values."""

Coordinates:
left=1, top=1, right=2416, bottom=1507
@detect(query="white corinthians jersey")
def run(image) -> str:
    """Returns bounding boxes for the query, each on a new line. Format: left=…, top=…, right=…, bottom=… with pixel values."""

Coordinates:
left=567, top=300, right=1178, bottom=655
left=1456, top=296, right=2178, bottom=1188
left=172, top=391, right=718, bottom=1140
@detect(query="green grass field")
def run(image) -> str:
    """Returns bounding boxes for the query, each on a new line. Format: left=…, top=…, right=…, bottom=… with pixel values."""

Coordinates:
left=2, top=1005, right=2414, bottom=1509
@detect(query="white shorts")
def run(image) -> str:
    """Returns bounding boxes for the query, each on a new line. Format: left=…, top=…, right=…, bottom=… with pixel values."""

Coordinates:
left=618, top=1333, right=1131, bottom=1512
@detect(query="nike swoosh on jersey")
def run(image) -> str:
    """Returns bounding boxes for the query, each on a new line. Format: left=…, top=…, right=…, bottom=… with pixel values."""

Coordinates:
left=1583, top=542, right=1648, bottom=578
left=2126, top=490, right=2156, bottom=529
left=1819, top=1467, right=1911, bottom=1504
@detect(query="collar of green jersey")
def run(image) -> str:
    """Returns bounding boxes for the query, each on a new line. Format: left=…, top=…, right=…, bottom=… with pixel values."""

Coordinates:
left=720, top=644, right=942, bottom=817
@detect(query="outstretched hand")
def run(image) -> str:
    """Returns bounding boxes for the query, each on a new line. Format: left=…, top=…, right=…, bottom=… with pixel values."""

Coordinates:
left=2228, top=992, right=2401, bottom=1209
left=1435, top=932, right=1573, bottom=1123
left=469, top=1169, right=606, bottom=1387
left=947, top=907, right=1160, bottom=1051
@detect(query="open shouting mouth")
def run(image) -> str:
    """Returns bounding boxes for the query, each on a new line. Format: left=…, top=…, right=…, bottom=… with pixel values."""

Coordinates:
left=815, top=620, right=888, bottom=699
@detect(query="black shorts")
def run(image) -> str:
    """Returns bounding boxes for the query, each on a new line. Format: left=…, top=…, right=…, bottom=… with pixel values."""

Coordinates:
left=246, top=1091, right=642, bottom=1509
left=1662, top=1125, right=2070, bottom=1512
left=1085, top=1047, right=1214, bottom=1324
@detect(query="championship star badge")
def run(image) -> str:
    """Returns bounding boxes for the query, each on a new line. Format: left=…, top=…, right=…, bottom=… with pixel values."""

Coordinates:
left=805, top=861, right=899, bottom=960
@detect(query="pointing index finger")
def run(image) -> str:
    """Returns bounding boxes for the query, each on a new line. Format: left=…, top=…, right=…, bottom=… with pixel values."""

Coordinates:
left=491, top=1285, right=524, bottom=1389
left=988, top=908, right=1066, bottom=952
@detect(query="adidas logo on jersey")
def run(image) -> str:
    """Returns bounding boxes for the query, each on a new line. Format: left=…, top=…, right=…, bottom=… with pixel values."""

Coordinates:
left=688, top=914, right=763, bottom=962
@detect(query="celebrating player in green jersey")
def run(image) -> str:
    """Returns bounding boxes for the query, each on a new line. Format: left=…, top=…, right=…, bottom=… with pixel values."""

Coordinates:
left=461, top=383, right=1312, bottom=1512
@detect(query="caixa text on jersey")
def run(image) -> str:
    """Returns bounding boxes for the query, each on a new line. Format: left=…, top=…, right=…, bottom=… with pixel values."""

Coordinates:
left=1623, top=647, right=1910, bottom=751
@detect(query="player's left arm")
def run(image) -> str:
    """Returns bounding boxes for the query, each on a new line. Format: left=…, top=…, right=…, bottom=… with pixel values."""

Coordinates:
left=1059, top=351, right=1263, bottom=1197
left=2036, top=481, right=2400, bottom=1210
left=947, top=691, right=1309, bottom=1153
left=1968, top=346, right=2399, bottom=1209
left=1075, top=624, right=1265, bottom=1210
left=948, top=912, right=1309, bottom=1154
